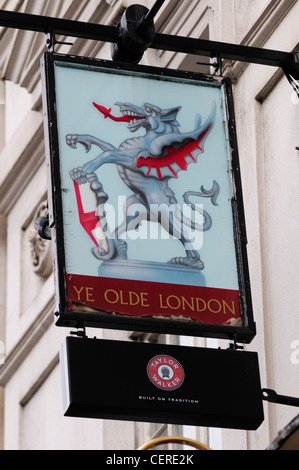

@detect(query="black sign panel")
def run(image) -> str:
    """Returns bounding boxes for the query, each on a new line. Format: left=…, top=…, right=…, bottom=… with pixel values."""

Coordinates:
left=60, top=337, right=264, bottom=430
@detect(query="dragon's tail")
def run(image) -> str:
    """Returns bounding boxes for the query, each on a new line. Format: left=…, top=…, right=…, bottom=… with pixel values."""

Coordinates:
left=182, top=181, right=220, bottom=232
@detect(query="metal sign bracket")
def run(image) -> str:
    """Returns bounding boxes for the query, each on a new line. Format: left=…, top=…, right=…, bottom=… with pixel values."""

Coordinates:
left=46, top=27, right=73, bottom=53
left=0, top=4, right=297, bottom=92
left=70, top=327, right=87, bottom=339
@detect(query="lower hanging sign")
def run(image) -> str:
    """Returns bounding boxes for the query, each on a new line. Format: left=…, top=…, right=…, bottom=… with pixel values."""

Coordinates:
left=60, top=337, right=264, bottom=430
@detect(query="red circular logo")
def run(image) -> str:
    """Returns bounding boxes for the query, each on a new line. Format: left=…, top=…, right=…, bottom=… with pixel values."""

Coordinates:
left=147, top=355, right=185, bottom=391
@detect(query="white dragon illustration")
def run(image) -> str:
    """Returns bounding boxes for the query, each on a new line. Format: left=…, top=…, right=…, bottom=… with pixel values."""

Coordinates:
left=67, top=100, right=219, bottom=270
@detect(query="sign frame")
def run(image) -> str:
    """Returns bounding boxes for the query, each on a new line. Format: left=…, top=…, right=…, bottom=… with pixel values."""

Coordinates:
left=41, top=52, right=255, bottom=343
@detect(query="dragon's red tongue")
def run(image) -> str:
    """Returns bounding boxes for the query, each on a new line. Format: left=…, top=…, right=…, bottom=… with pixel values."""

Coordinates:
left=93, top=102, right=143, bottom=123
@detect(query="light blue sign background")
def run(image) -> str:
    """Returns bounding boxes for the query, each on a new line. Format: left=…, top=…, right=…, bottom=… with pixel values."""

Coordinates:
left=54, top=61, right=239, bottom=291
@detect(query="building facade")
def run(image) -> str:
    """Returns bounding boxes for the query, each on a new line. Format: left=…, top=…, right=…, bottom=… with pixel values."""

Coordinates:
left=0, top=0, right=298, bottom=450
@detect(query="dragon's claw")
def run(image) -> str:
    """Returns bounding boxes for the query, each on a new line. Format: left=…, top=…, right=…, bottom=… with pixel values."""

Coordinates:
left=66, top=134, right=91, bottom=152
left=167, top=256, right=204, bottom=270
left=70, top=167, right=88, bottom=184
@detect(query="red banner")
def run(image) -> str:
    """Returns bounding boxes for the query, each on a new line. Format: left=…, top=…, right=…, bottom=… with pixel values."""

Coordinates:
left=66, top=273, right=241, bottom=326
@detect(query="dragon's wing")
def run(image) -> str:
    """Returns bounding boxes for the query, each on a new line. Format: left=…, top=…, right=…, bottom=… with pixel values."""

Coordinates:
left=136, top=101, right=216, bottom=180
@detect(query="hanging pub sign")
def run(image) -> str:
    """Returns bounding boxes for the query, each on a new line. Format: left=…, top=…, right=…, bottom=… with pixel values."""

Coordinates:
left=41, top=52, right=255, bottom=343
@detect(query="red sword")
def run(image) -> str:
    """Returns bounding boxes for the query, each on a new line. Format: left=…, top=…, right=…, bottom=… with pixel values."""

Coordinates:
left=73, top=181, right=99, bottom=247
